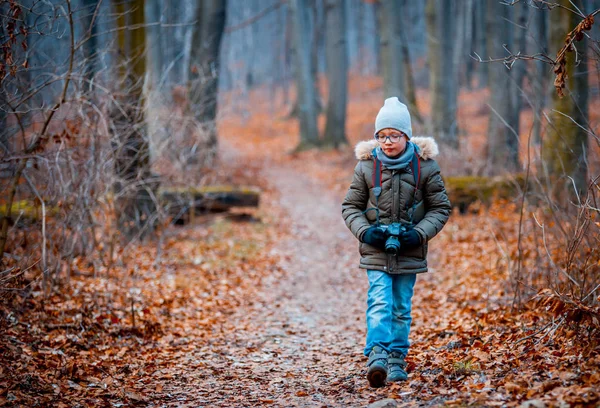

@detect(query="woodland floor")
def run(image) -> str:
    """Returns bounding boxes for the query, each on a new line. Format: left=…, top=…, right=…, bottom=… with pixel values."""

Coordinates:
left=143, top=127, right=598, bottom=407
left=2, top=88, right=600, bottom=407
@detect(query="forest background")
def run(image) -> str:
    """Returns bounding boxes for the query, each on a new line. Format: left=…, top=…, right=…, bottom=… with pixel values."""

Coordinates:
left=1, top=0, right=600, bottom=406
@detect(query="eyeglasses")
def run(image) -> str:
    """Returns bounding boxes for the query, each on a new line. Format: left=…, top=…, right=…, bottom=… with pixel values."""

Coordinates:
left=374, top=133, right=404, bottom=143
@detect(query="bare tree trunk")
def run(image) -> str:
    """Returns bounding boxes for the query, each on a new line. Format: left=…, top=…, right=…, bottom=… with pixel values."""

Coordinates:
left=426, top=0, right=458, bottom=147
left=0, top=95, right=7, bottom=155
left=290, top=0, right=319, bottom=149
left=162, top=0, right=180, bottom=85
left=145, top=0, right=165, bottom=163
left=510, top=3, right=529, bottom=146
left=0, top=16, right=7, bottom=155
left=188, top=0, right=227, bottom=163
left=145, top=0, right=163, bottom=89
left=378, top=0, right=405, bottom=99
left=81, top=0, right=99, bottom=92
left=474, top=0, right=488, bottom=88
left=283, top=3, right=293, bottom=107
left=452, top=0, right=465, bottom=86
left=399, top=0, right=423, bottom=124
left=373, top=1, right=381, bottom=77
left=322, top=0, right=348, bottom=148
left=532, top=6, right=548, bottom=145
left=311, top=0, right=324, bottom=113
left=111, top=0, right=156, bottom=239
left=542, top=0, right=589, bottom=200
left=486, top=0, right=518, bottom=174
left=463, top=0, right=475, bottom=88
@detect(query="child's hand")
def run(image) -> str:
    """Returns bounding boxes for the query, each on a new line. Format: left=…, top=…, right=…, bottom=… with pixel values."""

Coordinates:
left=399, top=229, right=422, bottom=249
left=362, top=226, right=387, bottom=249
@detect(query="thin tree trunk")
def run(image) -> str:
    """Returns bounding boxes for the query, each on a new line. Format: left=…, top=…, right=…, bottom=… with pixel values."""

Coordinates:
left=510, top=3, right=529, bottom=149
left=81, top=0, right=99, bottom=92
left=290, top=0, right=319, bottom=149
left=426, top=0, right=458, bottom=147
left=311, top=0, right=324, bottom=113
left=188, top=0, right=227, bottom=162
left=283, top=3, right=293, bottom=107
left=0, top=95, right=7, bottom=155
left=474, top=0, right=488, bottom=88
left=0, top=14, right=7, bottom=154
left=542, top=0, right=589, bottom=200
left=486, top=0, right=518, bottom=174
left=463, top=0, right=475, bottom=88
left=378, top=0, right=405, bottom=99
left=532, top=7, right=548, bottom=145
left=452, top=0, right=465, bottom=86
left=322, top=0, right=348, bottom=148
left=146, top=0, right=163, bottom=89
left=111, top=0, right=156, bottom=239
left=399, top=0, right=422, bottom=124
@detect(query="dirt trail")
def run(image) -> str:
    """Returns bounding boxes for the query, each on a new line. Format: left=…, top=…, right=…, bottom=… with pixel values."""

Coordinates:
left=157, top=153, right=424, bottom=406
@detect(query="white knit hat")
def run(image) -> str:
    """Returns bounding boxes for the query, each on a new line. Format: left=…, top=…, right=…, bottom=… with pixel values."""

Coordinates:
left=374, top=97, right=413, bottom=139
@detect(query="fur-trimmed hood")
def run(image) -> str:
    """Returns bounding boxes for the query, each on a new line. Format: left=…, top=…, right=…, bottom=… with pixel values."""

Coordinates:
left=354, top=136, right=439, bottom=161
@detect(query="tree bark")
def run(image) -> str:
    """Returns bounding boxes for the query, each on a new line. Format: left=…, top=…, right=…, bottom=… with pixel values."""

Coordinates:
left=452, top=0, right=465, bottom=86
left=486, top=0, right=519, bottom=174
left=0, top=94, right=7, bottom=155
left=283, top=3, right=293, bottom=107
left=542, top=0, right=589, bottom=200
left=81, top=0, right=99, bottom=92
left=463, top=0, right=475, bottom=88
left=290, top=0, right=319, bottom=149
left=378, top=0, right=405, bottom=99
left=426, top=0, right=458, bottom=148
left=474, top=0, right=488, bottom=88
left=510, top=3, right=528, bottom=147
left=322, top=0, right=348, bottom=148
left=532, top=7, right=548, bottom=145
left=399, top=0, right=423, bottom=124
left=145, top=0, right=163, bottom=89
left=111, top=0, right=156, bottom=240
left=188, top=0, right=227, bottom=162
left=311, top=0, right=324, bottom=113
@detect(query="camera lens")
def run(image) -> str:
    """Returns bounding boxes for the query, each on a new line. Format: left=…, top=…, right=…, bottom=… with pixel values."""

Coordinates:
left=385, top=236, right=401, bottom=255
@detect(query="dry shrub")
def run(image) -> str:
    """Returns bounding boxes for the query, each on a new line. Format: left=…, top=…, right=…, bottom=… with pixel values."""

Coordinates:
left=511, top=176, right=600, bottom=322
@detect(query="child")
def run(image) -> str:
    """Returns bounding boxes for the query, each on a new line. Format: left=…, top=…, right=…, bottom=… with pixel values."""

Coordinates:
left=341, top=97, right=451, bottom=388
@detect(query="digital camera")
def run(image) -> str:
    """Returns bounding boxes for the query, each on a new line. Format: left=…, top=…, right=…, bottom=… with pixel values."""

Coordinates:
left=377, top=223, right=408, bottom=256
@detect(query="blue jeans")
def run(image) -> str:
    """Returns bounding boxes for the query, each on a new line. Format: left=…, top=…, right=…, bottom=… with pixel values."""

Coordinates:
left=364, top=270, right=417, bottom=357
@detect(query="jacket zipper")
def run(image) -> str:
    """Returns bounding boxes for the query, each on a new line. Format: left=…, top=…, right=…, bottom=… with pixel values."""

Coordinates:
left=392, top=170, right=398, bottom=223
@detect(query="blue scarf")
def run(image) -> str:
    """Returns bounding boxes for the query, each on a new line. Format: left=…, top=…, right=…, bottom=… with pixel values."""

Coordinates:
left=375, top=141, right=420, bottom=170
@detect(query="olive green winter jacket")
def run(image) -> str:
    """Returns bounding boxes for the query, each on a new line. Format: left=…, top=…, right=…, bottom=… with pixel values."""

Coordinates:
left=341, top=137, right=451, bottom=274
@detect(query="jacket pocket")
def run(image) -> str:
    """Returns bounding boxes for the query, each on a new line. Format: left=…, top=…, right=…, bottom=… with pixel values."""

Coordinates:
left=360, top=242, right=379, bottom=257
left=401, top=244, right=425, bottom=260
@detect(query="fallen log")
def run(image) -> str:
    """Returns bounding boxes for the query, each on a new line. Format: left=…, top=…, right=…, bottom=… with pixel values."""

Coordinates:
left=159, top=185, right=261, bottom=224
left=0, top=199, right=60, bottom=224
left=444, top=174, right=530, bottom=213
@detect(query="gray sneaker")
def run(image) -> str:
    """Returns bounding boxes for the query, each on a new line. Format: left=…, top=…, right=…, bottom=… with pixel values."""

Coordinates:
left=366, top=346, right=388, bottom=388
left=387, top=351, right=408, bottom=382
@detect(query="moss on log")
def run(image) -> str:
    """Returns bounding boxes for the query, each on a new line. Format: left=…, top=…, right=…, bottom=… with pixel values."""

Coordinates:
left=0, top=200, right=60, bottom=223
left=445, top=174, right=529, bottom=213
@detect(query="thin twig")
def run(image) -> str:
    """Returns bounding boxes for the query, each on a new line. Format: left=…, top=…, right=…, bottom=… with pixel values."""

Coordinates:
left=22, top=171, right=47, bottom=292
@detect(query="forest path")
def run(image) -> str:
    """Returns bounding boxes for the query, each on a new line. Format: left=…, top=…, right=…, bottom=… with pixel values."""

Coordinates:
left=156, top=144, right=449, bottom=407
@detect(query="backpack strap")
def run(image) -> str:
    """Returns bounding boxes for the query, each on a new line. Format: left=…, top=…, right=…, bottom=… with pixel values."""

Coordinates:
left=411, top=150, right=421, bottom=190
left=371, top=148, right=382, bottom=225
left=372, top=148, right=382, bottom=198
left=408, top=151, right=421, bottom=223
